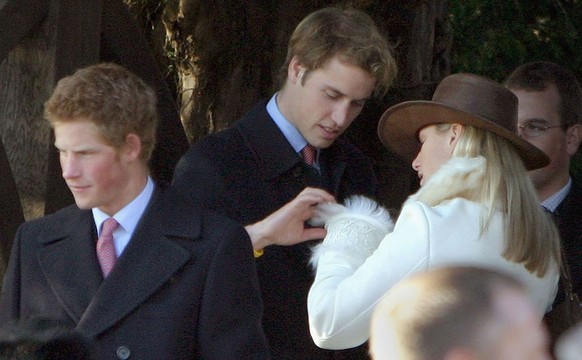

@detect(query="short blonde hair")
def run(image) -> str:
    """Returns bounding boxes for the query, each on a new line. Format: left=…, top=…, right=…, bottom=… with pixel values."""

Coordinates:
left=370, top=266, right=526, bottom=360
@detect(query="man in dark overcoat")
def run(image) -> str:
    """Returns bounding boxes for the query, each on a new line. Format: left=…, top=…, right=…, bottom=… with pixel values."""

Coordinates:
left=0, top=63, right=270, bottom=360
left=172, top=7, right=398, bottom=359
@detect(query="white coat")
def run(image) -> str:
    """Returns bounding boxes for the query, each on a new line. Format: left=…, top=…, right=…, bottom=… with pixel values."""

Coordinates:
left=308, top=156, right=559, bottom=350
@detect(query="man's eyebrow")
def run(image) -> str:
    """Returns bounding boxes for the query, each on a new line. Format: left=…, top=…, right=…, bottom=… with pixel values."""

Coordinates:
left=324, top=85, right=342, bottom=94
left=522, top=117, right=550, bottom=124
left=354, top=95, right=371, bottom=103
left=323, top=85, right=370, bottom=103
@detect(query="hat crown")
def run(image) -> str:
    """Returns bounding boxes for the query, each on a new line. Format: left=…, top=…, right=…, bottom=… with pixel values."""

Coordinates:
left=432, top=73, right=518, bottom=132
left=377, top=73, right=550, bottom=170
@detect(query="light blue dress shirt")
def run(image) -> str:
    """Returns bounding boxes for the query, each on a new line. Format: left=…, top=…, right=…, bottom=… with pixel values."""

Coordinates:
left=541, top=177, right=571, bottom=213
left=93, top=176, right=155, bottom=257
left=266, top=93, right=320, bottom=169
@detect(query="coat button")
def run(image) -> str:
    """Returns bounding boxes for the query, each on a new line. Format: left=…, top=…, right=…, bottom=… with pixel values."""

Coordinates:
left=116, top=346, right=131, bottom=359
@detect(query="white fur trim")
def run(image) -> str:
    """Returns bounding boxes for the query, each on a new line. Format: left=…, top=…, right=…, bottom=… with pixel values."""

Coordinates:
left=309, top=196, right=394, bottom=270
left=309, top=202, right=348, bottom=227
left=408, top=156, right=486, bottom=206
left=310, top=195, right=394, bottom=232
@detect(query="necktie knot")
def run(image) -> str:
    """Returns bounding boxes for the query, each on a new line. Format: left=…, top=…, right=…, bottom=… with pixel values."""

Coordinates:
left=301, top=144, right=317, bottom=166
left=97, top=217, right=119, bottom=277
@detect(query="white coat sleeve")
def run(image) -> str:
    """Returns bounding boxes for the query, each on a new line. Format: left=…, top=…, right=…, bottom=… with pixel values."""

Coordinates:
left=308, top=200, right=432, bottom=350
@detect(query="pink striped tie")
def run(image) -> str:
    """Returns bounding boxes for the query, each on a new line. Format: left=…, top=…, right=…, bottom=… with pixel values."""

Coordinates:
left=302, top=144, right=317, bottom=166
left=97, top=218, right=119, bottom=277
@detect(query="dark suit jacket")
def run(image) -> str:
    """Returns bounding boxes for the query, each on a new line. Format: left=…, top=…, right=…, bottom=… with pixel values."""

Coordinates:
left=0, top=188, right=270, bottom=360
left=556, top=176, right=582, bottom=297
left=172, top=101, right=377, bottom=359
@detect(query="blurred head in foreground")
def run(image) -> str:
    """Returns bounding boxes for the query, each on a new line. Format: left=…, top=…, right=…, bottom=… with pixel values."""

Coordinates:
left=369, top=266, right=550, bottom=360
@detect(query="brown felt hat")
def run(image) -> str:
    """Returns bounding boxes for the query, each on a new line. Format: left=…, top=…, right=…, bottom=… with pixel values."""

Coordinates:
left=377, top=73, right=549, bottom=170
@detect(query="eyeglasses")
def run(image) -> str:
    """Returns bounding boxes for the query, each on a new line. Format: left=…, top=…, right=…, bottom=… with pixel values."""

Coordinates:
left=517, top=122, right=563, bottom=137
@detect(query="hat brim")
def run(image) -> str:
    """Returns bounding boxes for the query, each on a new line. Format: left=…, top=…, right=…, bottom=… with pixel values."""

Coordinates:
left=377, top=101, right=550, bottom=171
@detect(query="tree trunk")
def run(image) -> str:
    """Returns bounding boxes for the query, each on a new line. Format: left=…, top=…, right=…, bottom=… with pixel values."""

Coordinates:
left=0, top=21, right=54, bottom=221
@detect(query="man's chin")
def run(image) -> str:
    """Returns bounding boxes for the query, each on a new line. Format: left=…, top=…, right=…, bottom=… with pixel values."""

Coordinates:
left=73, top=199, right=92, bottom=210
left=314, top=139, right=334, bottom=149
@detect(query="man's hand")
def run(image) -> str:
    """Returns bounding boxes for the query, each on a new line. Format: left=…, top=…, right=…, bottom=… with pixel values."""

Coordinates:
left=245, top=187, right=336, bottom=251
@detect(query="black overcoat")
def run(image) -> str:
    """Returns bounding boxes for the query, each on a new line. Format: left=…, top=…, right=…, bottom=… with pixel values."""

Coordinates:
left=556, top=177, right=582, bottom=297
left=0, top=189, right=270, bottom=360
left=172, top=100, right=377, bottom=359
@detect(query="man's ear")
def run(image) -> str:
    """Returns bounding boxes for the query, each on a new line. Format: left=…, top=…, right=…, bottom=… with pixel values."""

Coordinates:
left=122, top=133, right=142, bottom=161
left=566, top=124, right=581, bottom=156
left=288, top=56, right=305, bottom=85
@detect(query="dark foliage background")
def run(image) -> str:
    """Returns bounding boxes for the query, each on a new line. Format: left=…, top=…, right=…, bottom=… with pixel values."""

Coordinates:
left=449, top=0, right=582, bottom=176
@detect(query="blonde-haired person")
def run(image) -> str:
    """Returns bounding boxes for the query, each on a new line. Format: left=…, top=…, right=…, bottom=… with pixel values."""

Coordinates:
left=369, top=266, right=551, bottom=360
left=307, top=73, right=561, bottom=350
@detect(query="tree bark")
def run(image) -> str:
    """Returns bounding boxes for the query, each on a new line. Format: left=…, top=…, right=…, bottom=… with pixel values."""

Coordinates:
left=0, top=0, right=57, bottom=222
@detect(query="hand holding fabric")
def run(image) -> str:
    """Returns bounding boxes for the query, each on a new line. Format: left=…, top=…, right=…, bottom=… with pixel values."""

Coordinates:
left=310, top=196, right=394, bottom=269
left=246, top=187, right=336, bottom=250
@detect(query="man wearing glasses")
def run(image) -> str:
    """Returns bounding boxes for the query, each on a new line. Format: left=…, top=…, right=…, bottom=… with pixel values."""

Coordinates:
left=505, top=61, right=582, bottom=342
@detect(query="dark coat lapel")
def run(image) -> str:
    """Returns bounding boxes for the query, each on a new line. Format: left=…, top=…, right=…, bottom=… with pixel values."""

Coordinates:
left=320, top=144, right=348, bottom=195
left=77, top=190, right=202, bottom=337
left=236, top=101, right=352, bottom=193
left=236, top=102, right=304, bottom=181
left=38, top=208, right=103, bottom=323
left=556, top=176, right=582, bottom=224
left=556, top=176, right=582, bottom=293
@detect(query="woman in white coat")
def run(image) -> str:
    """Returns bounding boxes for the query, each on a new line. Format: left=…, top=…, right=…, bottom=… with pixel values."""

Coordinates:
left=307, top=73, right=561, bottom=350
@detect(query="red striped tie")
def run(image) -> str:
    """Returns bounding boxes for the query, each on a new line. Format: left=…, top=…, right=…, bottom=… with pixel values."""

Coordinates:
left=97, top=218, right=119, bottom=277
left=302, top=144, right=316, bottom=166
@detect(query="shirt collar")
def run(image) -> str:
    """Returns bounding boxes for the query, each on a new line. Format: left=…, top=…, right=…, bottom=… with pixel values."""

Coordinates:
left=266, top=93, right=310, bottom=154
left=93, top=176, right=155, bottom=236
left=540, top=177, right=572, bottom=213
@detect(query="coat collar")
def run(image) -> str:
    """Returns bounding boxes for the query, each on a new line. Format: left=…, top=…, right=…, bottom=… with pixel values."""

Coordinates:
left=407, top=156, right=486, bottom=206
left=236, top=101, right=303, bottom=180
left=38, top=188, right=202, bottom=244
left=236, top=100, right=349, bottom=190
left=38, top=208, right=103, bottom=323
left=38, top=188, right=203, bottom=336
left=557, top=175, right=582, bottom=216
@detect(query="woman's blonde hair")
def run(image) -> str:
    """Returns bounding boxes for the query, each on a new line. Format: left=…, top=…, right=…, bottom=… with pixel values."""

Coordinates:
left=437, top=123, right=560, bottom=276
